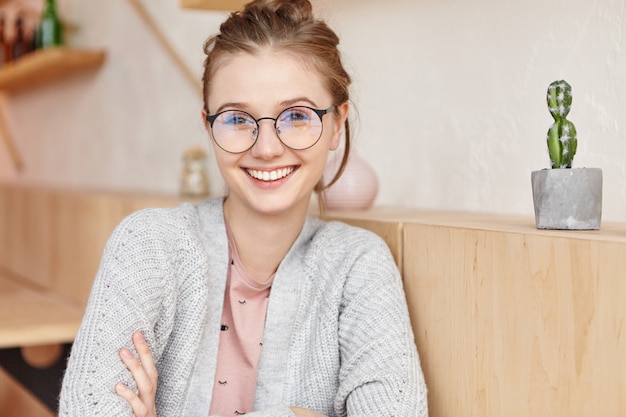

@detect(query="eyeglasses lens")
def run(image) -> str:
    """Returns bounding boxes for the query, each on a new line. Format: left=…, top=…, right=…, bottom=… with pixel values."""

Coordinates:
left=211, top=111, right=256, bottom=153
left=276, top=107, right=323, bottom=150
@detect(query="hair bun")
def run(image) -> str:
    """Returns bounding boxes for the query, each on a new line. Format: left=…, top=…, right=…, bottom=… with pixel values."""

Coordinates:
left=242, top=0, right=314, bottom=25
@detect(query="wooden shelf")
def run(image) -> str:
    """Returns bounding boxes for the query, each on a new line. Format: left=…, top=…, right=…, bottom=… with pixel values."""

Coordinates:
left=0, top=273, right=83, bottom=348
left=0, top=47, right=106, bottom=93
left=180, top=0, right=247, bottom=11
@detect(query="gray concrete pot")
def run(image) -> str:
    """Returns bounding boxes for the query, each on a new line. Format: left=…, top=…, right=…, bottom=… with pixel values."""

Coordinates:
left=531, top=167, right=603, bottom=230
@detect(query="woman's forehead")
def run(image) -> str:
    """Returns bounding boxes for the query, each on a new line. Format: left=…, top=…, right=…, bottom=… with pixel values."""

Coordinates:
left=207, top=50, right=330, bottom=112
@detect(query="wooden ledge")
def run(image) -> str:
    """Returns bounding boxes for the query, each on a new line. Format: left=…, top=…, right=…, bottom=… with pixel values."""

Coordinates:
left=180, top=0, right=246, bottom=11
left=325, top=206, right=626, bottom=244
left=0, top=271, right=83, bottom=349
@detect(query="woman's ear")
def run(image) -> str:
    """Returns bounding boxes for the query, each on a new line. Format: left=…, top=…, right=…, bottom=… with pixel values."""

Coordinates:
left=201, top=109, right=210, bottom=131
left=329, top=101, right=349, bottom=151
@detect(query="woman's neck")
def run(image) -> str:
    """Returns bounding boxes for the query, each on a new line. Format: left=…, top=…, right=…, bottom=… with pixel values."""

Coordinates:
left=223, top=198, right=309, bottom=284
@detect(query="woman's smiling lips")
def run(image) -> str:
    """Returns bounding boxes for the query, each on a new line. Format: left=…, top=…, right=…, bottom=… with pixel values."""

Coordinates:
left=246, top=166, right=296, bottom=182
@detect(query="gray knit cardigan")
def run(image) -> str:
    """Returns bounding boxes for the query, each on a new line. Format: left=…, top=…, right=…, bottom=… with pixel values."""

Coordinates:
left=59, top=198, right=428, bottom=417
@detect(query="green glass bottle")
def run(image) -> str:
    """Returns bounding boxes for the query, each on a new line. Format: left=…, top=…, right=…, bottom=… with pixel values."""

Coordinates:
left=37, top=0, right=63, bottom=49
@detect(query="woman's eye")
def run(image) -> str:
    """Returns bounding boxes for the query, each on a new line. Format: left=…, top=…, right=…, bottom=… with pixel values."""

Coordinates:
left=282, top=109, right=311, bottom=123
left=223, top=112, right=253, bottom=126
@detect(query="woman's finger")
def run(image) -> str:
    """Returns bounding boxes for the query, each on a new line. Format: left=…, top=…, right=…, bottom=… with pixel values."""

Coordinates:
left=290, top=407, right=328, bottom=417
left=132, top=331, right=158, bottom=385
left=115, top=383, right=150, bottom=417
left=119, top=346, right=151, bottom=390
left=117, top=331, right=158, bottom=417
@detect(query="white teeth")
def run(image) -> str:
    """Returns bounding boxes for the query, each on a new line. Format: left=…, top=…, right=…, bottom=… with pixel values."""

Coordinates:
left=247, top=167, right=294, bottom=181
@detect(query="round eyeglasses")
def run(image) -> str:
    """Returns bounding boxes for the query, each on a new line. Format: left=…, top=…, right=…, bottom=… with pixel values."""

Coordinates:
left=205, top=105, right=335, bottom=154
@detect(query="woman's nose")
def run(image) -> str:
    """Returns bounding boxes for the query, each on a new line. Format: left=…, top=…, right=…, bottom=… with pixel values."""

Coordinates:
left=250, top=120, right=285, bottom=159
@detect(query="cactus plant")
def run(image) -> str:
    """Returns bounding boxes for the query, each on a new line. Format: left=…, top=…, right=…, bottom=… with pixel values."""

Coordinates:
left=532, top=80, right=602, bottom=230
left=546, top=80, right=578, bottom=168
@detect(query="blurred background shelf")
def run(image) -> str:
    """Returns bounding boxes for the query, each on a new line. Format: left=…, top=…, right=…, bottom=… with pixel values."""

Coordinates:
left=0, top=47, right=106, bottom=171
left=0, top=47, right=106, bottom=93
left=180, top=0, right=247, bottom=11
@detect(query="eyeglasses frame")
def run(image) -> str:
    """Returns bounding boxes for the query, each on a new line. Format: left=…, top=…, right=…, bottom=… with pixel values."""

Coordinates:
left=205, top=105, right=335, bottom=154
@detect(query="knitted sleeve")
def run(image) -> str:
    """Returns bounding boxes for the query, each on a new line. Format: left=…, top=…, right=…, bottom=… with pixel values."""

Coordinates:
left=334, top=233, right=429, bottom=417
left=58, top=206, right=203, bottom=416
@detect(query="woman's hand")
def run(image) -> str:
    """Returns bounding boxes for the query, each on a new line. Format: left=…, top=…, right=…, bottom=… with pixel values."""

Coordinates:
left=115, top=331, right=159, bottom=417
left=289, top=407, right=328, bottom=417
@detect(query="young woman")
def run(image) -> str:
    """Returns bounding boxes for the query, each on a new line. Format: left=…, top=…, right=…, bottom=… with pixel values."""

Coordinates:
left=58, top=1, right=428, bottom=416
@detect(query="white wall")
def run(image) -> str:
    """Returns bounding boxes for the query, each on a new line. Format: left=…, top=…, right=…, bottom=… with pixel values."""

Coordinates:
left=1, top=0, right=625, bottom=221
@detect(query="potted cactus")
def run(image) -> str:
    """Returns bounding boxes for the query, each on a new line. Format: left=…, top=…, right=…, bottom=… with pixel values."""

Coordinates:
left=531, top=80, right=602, bottom=230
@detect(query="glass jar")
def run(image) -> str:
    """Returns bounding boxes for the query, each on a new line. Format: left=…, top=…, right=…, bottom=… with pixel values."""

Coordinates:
left=180, top=146, right=210, bottom=198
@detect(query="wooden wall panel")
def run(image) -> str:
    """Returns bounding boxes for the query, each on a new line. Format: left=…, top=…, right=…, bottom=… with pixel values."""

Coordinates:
left=403, top=222, right=626, bottom=417
left=0, top=185, right=184, bottom=306
left=0, top=186, right=53, bottom=289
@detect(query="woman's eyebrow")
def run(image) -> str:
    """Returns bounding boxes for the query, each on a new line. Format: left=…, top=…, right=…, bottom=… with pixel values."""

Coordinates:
left=212, top=97, right=318, bottom=115
left=280, top=97, right=318, bottom=107
left=212, top=102, right=250, bottom=114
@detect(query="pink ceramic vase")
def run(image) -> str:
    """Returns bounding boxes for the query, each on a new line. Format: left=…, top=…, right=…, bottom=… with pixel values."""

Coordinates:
left=322, top=150, right=379, bottom=210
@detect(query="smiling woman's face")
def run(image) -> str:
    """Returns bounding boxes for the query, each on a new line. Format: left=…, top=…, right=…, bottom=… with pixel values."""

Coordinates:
left=204, top=49, right=348, bottom=217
